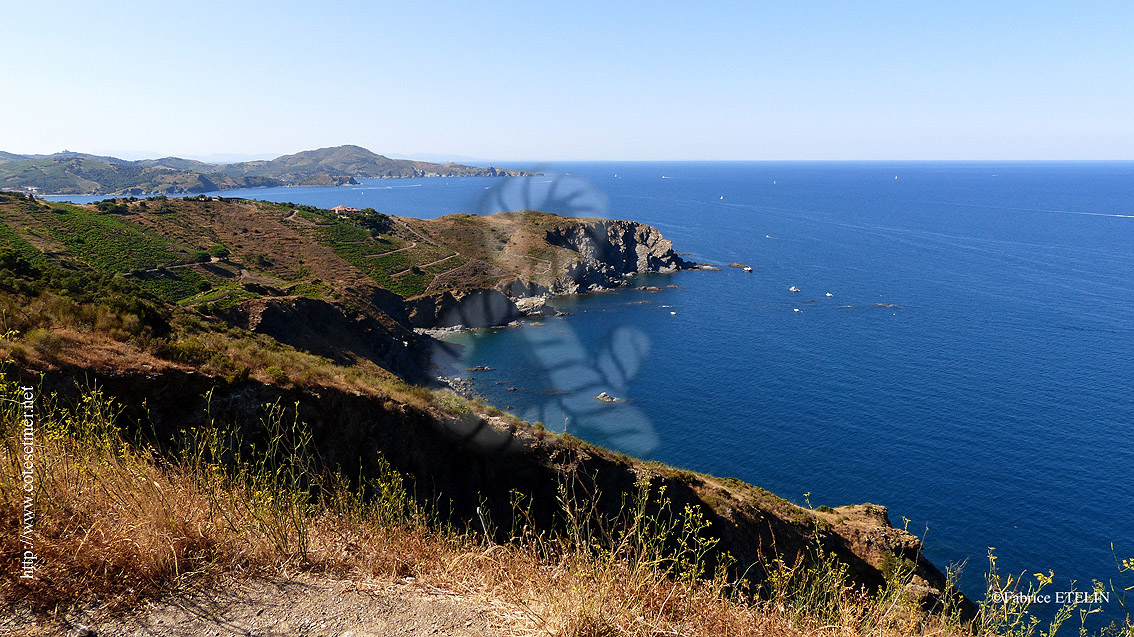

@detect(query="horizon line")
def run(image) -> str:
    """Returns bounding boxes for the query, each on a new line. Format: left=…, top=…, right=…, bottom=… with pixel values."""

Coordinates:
left=5, top=147, right=1133, bottom=165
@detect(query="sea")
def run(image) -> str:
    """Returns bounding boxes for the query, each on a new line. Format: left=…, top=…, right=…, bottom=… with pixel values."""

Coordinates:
left=49, top=161, right=1134, bottom=624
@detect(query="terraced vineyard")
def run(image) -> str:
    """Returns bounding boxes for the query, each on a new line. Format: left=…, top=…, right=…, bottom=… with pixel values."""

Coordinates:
left=0, top=193, right=623, bottom=322
left=313, top=214, right=468, bottom=297
left=26, top=203, right=188, bottom=272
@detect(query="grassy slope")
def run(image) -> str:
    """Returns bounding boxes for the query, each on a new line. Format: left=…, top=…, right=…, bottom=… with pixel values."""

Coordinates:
left=0, top=195, right=593, bottom=304
left=6, top=366, right=1120, bottom=636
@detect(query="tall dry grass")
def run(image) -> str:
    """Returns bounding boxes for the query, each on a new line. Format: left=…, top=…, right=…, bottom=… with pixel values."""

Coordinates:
left=1, top=368, right=1130, bottom=636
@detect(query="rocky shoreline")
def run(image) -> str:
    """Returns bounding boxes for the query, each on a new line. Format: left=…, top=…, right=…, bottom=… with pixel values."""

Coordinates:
left=407, top=218, right=712, bottom=331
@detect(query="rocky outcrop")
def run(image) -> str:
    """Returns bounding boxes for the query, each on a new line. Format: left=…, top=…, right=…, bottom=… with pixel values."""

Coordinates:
left=821, top=504, right=961, bottom=613
left=405, top=288, right=523, bottom=329
left=405, top=220, right=695, bottom=329
left=220, top=296, right=430, bottom=382
left=543, top=220, right=693, bottom=294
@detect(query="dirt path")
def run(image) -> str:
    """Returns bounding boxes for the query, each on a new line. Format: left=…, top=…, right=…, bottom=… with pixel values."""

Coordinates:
left=389, top=253, right=460, bottom=279
left=364, top=240, right=418, bottom=258
left=23, top=575, right=533, bottom=637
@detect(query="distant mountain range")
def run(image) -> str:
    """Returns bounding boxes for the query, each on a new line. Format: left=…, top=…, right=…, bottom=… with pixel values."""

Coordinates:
left=0, top=145, right=537, bottom=195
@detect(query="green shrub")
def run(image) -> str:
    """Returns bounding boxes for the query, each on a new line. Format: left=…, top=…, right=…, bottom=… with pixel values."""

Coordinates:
left=265, top=366, right=288, bottom=383
left=23, top=327, right=65, bottom=357
left=433, top=389, right=471, bottom=414
left=156, top=337, right=210, bottom=364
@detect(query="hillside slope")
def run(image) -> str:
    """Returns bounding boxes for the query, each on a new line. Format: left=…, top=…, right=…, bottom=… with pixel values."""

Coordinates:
left=0, top=193, right=691, bottom=339
left=0, top=145, right=536, bottom=195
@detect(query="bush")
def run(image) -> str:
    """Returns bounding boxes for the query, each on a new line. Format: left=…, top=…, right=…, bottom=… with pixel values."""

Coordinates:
left=433, top=389, right=471, bottom=414
left=23, top=327, right=65, bottom=357
left=155, top=337, right=210, bottom=364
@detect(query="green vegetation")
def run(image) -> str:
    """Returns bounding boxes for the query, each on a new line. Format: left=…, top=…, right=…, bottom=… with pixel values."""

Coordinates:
left=0, top=192, right=623, bottom=315
left=135, top=268, right=211, bottom=301
left=35, top=202, right=186, bottom=272
left=312, top=212, right=464, bottom=297
left=0, top=244, right=172, bottom=342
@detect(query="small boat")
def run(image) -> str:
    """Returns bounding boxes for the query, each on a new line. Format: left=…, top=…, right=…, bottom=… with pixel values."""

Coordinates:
left=670, top=311, right=677, bottom=315
left=825, top=292, right=833, bottom=297
left=793, top=308, right=801, bottom=313
left=789, top=286, right=800, bottom=293
left=743, top=266, right=752, bottom=272
left=720, top=195, right=724, bottom=200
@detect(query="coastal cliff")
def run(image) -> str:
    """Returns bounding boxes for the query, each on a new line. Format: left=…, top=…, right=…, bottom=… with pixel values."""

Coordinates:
left=543, top=219, right=692, bottom=293
left=405, top=214, right=695, bottom=328
left=18, top=365, right=964, bottom=616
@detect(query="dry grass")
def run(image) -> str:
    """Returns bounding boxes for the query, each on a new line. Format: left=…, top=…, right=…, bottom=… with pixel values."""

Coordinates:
left=0, top=310, right=436, bottom=413
left=2, top=373, right=1129, bottom=636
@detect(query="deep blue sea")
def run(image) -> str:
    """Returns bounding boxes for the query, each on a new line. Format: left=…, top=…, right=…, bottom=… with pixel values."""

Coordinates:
left=49, top=162, right=1134, bottom=622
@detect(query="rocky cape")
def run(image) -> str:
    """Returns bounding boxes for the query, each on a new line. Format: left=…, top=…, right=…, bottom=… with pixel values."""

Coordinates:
left=407, top=218, right=698, bottom=329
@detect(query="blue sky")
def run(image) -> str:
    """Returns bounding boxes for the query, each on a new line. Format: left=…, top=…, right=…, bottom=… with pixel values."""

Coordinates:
left=2, top=1, right=1131, bottom=160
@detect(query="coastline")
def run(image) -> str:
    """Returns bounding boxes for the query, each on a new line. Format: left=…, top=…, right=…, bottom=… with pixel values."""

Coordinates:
left=33, top=172, right=533, bottom=199
left=412, top=261, right=720, bottom=338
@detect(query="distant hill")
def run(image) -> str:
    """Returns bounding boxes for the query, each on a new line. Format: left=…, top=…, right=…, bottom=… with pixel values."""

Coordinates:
left=0, top=145, right=537, bottom=195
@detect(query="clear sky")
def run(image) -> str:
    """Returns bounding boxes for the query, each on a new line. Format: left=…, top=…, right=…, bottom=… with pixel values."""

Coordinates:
left=2, top=1, right=1131, bottom=161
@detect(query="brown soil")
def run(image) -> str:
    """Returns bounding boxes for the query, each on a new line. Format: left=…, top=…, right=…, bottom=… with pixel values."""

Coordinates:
left=9, top=574, right=529, bottom=636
